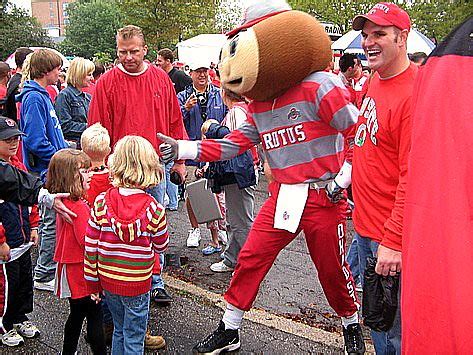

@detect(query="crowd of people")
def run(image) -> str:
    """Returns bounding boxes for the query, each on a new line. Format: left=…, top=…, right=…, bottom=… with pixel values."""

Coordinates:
left=0, top=0, right=468, bottom=354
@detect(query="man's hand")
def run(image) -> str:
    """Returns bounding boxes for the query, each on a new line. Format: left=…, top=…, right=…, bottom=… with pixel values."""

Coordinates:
left=90, top=292, right=102, bottom=304
left=170, top=162, right=186, bottom=184
left=375, top=245, right=402, bottom=276
left=325, top=180, right=344, bottom=203
left=184, top=93, right=198, bottom=111
left=157, top=133, right=179, bottom=164
left=0, top=242, right=10, bottom=262
left=30, top=229, right=39, bottom=246
left=53, top=193, right=77, bottom=224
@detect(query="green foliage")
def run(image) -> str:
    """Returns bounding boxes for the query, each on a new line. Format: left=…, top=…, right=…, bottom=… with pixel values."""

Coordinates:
left=288, top=0, right=472, bottom=43
left=93, top=51, right=113, bottom=64
left=117, top=0, right=216, bottom=50
left=59, top=0, right=123, bottom=60
left=0, top=1, right=53, bottom=61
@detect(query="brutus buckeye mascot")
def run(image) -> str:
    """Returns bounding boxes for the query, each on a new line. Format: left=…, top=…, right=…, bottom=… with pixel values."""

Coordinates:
left=159, top=1, right=365, bottom=353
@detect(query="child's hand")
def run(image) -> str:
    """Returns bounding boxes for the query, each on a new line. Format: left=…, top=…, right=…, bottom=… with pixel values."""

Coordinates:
left=0, top=242, right=11, bottom=262
left=91, top=293, right=102, bottom=304
left=30, top=229, right=39, bottom=246
left=195, top=168, right=204, bottom=179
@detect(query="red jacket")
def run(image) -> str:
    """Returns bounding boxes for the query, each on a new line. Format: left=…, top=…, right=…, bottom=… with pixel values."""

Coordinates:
left=54, top=198, right=90, bottom=264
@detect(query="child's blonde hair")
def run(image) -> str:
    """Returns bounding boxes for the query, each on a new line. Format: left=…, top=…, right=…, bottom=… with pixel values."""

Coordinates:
left=201, top=119, right=220, bottom=136
left=109, top=135, right=163, bottom=189
left=45, top=149, right=91, bottom=201
left=81, top=123, right=111, bottom=160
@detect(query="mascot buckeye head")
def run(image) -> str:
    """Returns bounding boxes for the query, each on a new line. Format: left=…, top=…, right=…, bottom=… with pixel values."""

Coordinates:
left=219, top=0, right=333, bottom=101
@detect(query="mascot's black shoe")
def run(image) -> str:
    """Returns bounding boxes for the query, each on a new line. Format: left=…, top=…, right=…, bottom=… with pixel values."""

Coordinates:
left=343, top=323, right=365, bottom=354
left=192, top=321, right=240, bottom=354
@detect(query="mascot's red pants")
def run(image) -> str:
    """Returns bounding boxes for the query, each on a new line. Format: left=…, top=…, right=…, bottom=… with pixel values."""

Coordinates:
left=224, top=181, right=360, bottom=317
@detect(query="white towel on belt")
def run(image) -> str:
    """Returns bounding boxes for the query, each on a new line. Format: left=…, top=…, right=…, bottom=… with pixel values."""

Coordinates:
left=274, top=183, right=309, bottom=233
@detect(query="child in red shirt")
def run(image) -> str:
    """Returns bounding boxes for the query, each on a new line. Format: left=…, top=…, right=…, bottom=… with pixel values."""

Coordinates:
left=46, top=149, right=106, bottom=355
left=80, top=123, right=112, bottom=206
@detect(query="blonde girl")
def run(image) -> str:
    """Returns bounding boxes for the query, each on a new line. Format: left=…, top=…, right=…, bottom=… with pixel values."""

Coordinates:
left=84, top=136, right=169, bottom=354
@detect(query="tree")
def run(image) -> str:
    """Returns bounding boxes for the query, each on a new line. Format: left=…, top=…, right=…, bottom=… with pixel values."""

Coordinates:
left=288, top=0, right=472, bottom=43
left=215, top=0, right=244, bottom=33
left=59, top=0, right=123, bottom=60
left=0, top=1, right=53, bottom=60
left=117, top=0, right=216, bottom=50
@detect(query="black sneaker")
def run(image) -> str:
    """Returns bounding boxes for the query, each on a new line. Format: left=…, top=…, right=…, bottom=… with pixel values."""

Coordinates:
left=151, top=288, right=173, bottom=304
left=343, top=323, right=365, bottom=354
left=193, top=321, right=240, bottom=354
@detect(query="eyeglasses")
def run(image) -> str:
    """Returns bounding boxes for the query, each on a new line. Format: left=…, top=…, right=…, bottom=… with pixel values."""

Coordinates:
left=3, top=136, right=20, bottom=144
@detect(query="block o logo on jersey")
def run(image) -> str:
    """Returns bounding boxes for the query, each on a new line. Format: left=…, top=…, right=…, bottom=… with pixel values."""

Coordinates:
left=5, top=119, right=15, bottom=127
left=287, top=107, right=302, bottom=121
left=355, top=123, right=367, bottom=147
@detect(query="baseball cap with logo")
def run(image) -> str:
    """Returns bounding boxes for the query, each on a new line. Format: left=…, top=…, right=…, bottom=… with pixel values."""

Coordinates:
left=352, top=2, right=411, bottom=32
left=0, top=116, right=24, bottom=140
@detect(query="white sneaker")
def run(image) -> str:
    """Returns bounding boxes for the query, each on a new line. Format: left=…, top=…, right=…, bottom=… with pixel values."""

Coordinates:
left=217, top=230, right=228, bottom=245
left=1, top=328, right=24, bottom=347
left=34, top=279, right=55, bottom=292
left=210, top=261, right=234, bottom=273
left=14, top=321, right=40, bottom=338
left=187, top=228, right=201, bottom=248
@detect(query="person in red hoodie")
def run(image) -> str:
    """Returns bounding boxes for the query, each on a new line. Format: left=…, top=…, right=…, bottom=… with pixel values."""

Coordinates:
left=46, top=149, right=106, bottom=354
left=0, top=117, right=40, bottom=347
left=84, top=136, right=169, bottom=354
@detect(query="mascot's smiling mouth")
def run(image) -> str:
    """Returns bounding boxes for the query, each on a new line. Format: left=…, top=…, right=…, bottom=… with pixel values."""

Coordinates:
left=228, top=78, right=243, bottom=85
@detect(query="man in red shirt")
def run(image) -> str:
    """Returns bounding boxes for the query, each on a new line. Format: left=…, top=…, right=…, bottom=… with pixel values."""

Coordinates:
left=351, top=3, right=418, bottom=353
left=87, top=25, right=187, bottom=347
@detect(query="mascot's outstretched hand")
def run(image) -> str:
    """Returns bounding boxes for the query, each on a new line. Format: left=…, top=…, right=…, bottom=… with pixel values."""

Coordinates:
left=157, top=133, right=178, bottom=164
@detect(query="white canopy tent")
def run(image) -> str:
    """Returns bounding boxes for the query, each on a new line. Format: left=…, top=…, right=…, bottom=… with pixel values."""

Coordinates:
left=331, top=29, right=435, bottom=55
left=176, top=34, right=227, bottom=68
left=5, top=47, right=70, bottom=69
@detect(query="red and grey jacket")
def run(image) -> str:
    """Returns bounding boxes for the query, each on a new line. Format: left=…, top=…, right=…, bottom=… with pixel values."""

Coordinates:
left=195, top=71, right=358, bottom=184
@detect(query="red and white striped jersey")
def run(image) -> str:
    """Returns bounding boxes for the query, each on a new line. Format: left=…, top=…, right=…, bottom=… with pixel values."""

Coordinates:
left=196, top=71, right=358, bottom=184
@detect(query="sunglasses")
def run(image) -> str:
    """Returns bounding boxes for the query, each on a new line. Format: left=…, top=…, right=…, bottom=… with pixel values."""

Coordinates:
left=2, top=136, right=20, bottom=144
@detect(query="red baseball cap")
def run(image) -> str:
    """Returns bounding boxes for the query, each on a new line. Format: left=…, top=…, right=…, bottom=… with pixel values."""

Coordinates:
left=352, top=2, right=411, bottom=31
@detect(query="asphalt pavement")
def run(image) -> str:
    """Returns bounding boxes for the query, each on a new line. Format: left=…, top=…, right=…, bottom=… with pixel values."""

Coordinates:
left=0, top=176, right=374, bottom=354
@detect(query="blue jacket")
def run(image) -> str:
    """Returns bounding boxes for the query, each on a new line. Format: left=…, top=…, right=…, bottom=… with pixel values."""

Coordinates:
left=16, top=81, right=68, bottom=175
left=177, top=84, right=227, bottom=141
left=54, top=85, right=90, bottom=144
left=204, top=123, right=256, bottom=191
left=0, top=200, right=33, bottom=249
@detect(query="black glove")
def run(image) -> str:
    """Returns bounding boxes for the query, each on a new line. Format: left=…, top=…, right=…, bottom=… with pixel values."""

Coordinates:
left=157, top=133, right=178, bottom=164
left=325, top=180, right=344, bottom=203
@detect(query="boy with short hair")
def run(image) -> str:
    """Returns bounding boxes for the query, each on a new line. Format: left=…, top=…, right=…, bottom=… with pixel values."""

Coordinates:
left=0, top=116, right=40, bottom=347
left=80, top=123, right=112, bottom=206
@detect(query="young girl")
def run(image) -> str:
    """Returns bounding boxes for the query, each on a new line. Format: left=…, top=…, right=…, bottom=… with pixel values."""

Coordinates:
left=84, top=136, right=169, bottom=354
left=46, top=149, right=106, bottom=355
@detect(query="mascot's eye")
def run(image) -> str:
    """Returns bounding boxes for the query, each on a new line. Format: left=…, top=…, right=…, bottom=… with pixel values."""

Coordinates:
left=229, top=35, right=239, bottom=57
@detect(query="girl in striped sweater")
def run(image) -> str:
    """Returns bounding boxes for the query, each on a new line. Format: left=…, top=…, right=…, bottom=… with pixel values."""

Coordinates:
left=47, top=149, right=106, bottom=354
left=84, top=136, right=169, bottom=354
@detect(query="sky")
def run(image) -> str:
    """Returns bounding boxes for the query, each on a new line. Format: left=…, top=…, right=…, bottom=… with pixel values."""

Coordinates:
left=10, top=0, right=32, bottom=14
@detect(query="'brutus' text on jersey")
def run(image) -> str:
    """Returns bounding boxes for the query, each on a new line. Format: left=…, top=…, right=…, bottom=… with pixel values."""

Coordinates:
left=261, top=123, right=306, bottom=150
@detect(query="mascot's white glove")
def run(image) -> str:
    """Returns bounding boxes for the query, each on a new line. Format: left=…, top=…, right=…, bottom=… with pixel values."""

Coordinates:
left=325, top=161, right=352, bottom=204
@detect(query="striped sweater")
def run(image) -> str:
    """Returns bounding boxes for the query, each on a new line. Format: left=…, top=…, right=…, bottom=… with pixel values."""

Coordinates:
left=193, top=72, right=358, bottom=184
left=84, top=187, right=168, bottom=296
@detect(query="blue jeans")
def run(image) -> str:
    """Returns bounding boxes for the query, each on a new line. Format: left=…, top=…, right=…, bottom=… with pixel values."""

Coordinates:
left=165, top=161, right=178, bottom=209
left=146, top=183, right=167, bottom=291
left=356, top=232, right=401, bottom=355
left=346, top=234, right=361, bottom=284
left=34, top=204, right=57, bottom=282
left=104, top=290, right=150, bottom=355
